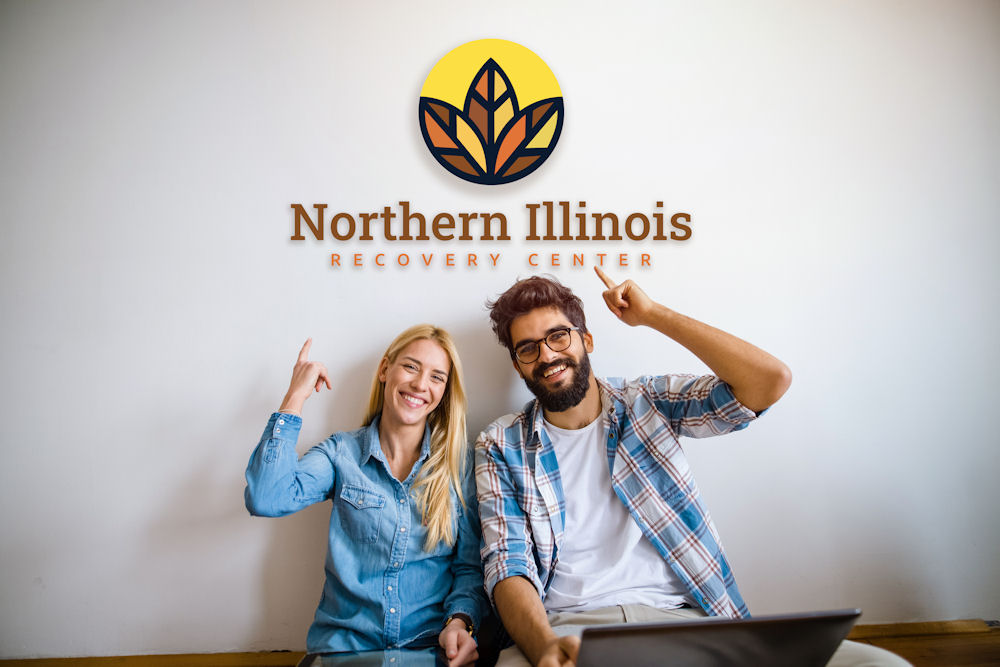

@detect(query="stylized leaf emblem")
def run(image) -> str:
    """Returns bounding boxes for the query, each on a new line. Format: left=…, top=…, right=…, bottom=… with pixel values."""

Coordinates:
left=419, top=59, right=564, bottom=185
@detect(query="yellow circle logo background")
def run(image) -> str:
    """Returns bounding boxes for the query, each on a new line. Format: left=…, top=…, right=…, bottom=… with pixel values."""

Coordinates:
left=419, top=39, right=564, bottom=185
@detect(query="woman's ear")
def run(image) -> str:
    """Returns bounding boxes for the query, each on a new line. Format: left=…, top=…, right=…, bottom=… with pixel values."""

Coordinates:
left=377, top=357, right=389, bottom=383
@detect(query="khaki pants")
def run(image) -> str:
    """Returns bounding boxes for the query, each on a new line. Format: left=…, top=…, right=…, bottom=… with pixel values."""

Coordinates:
left=495, top=604, right=911, bottom=667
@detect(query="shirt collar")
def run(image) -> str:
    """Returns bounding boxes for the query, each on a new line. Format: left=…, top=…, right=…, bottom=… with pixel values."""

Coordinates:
left=360, top=415, right=433, bottom=465
left=525, top=376, right=624, bottom=448
left=595, top=377, right=626, bottom=424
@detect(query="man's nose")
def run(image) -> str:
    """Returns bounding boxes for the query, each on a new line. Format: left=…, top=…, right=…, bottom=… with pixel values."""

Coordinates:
left=537, top=340, right=559, bottom=364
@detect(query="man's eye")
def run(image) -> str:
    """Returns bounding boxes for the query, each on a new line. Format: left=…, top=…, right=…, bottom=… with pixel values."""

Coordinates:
left=549, top=331, right=568, bottom=343
left=516, top=344, right=536, bottom=357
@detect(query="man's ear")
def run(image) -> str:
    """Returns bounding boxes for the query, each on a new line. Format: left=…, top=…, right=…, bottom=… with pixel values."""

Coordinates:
left=511, top=357, right=525, bottom=379
left=583, top=331, right=594, bottom=354
left=377, top=357, right=389, bottom=383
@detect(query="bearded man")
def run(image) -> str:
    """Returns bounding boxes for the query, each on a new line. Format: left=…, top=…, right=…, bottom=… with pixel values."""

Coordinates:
left=475, top=269, right=908, bottom=667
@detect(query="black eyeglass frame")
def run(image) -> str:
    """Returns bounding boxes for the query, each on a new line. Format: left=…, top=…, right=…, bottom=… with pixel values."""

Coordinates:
left=513, top=327, right=582, bottom=364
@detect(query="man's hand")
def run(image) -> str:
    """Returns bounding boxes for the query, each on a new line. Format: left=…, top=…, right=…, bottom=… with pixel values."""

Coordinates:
left=536, top=635, right=581, bottom=667
left=439, top=618, right=479, bottom=667
left=277, top=338, right=332, bottom=415
left=595, top=267, right=656, bottom=327
left=594, top=267, right=792, bottom=411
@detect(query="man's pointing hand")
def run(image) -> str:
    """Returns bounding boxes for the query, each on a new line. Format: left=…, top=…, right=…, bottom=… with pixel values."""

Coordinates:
left=595, top=266, right=655, bottom=327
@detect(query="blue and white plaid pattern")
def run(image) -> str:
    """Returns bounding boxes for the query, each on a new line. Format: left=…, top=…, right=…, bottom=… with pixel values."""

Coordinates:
left=475, top=374, right=759, bottom=619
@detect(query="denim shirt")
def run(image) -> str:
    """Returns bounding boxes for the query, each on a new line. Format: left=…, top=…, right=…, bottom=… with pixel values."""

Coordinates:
left=245, top=413, right=487, bottom=653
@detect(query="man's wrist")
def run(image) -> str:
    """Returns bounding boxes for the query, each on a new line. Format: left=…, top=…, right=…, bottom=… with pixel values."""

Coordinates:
left=643, top=302, right=678, bottom=334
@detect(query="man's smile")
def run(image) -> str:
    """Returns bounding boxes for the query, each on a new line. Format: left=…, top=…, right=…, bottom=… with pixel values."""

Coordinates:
left=534, top=359, right=575, bottom=384
left=543, top=363, right=567, bottom=378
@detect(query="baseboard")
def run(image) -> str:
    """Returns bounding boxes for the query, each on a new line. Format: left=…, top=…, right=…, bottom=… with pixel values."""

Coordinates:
left=848, top=618, right=994, bottom=639
left=3, top=621, right=997, bottom=665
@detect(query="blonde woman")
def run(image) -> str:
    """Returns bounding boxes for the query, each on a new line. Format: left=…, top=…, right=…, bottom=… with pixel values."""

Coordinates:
left=245, top=325, right=486, bottom=666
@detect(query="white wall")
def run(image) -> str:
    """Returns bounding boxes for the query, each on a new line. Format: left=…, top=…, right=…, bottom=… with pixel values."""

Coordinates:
left=1, top=0, right=998, bottom=658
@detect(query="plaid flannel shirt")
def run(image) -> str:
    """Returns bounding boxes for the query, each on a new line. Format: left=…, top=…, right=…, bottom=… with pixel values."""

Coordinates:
left=475, top=374, right=759, bottom=619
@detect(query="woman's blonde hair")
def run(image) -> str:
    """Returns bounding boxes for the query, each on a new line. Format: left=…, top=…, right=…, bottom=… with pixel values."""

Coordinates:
left=362, top=324, right=468, bottom=551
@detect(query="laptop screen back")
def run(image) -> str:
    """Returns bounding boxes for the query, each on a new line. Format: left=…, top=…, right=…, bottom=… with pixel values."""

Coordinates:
left=576, top=609, right=862, bottom=667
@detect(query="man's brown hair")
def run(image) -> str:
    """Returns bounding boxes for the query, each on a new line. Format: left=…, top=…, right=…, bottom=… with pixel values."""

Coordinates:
left=486, top=275, right=587, bottom=356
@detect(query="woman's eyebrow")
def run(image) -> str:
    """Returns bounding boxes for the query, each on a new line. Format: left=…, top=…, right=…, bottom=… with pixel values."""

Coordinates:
left=401, top=356, right=449, bottom=377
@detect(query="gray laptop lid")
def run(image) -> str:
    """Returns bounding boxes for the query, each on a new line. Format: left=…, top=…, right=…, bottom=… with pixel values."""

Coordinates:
left=576, top=608, right=862, bottom=667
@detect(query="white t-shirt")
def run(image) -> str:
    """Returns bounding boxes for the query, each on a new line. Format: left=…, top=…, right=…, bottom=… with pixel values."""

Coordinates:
left=542, top=416, right=693, bottom=613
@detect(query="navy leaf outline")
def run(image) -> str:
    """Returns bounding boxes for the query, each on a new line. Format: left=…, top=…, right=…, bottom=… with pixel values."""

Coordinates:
left=417, top=60, right=565, bottom=185
left=463, top=58, right=520, bottom=153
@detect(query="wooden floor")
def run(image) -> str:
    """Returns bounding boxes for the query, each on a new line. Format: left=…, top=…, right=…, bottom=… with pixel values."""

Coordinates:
left=849, top=619, right=1000, bottom=666
left=2, top=620, right=998, bottom=666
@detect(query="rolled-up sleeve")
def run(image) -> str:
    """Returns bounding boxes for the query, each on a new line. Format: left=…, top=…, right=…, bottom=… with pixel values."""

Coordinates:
left=475, top=432, right=544, bottom=604
left=642, top=374, right=760, bottom=439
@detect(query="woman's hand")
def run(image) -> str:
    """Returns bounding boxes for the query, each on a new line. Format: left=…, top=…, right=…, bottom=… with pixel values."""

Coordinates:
left=439, top=617, right=478, bottom=667
left=278, top=338, right=331, bottom=416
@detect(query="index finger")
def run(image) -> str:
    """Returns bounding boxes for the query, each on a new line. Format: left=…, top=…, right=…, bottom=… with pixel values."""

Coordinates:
left=297, top=338, right=312, bottom=363
left=443, top=629, right=458, bottom=657
left=594, top=266, right=616, bottom=289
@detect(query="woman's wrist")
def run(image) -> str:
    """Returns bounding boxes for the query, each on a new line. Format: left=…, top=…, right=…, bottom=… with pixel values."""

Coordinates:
left=445, top=612, right=474, bottom=634
left=278, top=391, right=306, bottom=415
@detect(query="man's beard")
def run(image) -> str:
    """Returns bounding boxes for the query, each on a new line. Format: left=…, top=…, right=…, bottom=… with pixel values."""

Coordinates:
left=524, top=352, right=592, bottom=413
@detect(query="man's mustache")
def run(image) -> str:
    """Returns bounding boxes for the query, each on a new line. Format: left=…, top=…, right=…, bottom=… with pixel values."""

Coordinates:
left=532, top=357, right=578, bottom=382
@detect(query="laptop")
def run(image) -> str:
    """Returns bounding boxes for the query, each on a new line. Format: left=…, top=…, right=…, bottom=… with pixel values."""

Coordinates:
left=575, top=608, right=862, bottom=667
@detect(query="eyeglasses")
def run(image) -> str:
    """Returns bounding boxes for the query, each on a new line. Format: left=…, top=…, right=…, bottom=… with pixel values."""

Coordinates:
left=513, top=327, right=581, bottom=364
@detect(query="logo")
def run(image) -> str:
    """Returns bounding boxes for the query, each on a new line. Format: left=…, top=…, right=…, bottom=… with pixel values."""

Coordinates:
left=419, top=39, right=564, bottom=185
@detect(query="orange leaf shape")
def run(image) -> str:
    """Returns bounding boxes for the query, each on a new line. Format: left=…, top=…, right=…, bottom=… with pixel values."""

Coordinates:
left=494, top=98, right=563, bottom=178
left=419, top=59, right=563, bottom=184
left=418, top=98, right=487, bottom=179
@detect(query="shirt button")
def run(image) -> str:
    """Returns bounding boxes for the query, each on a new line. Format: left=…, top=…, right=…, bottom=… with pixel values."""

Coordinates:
left=387, top=585, right=392, bottom=591
left=400, top=526, right=406, bottom=532
left=278, top=419, right=285, bottom=425
left=399, top=498, right=405, bottom=504
left=394, top=562, right=400, bottom=567
left=274, top=428, right=281, bottom=434
left=390, top=607, right=396, bottom=613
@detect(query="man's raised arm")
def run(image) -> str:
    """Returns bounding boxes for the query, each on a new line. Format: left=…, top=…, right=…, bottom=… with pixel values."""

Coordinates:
left=594, top=267, right=792, bottom=413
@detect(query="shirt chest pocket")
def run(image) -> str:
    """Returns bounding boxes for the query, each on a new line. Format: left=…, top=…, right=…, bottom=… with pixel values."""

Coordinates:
left=337, top=484, right=386, bottom=544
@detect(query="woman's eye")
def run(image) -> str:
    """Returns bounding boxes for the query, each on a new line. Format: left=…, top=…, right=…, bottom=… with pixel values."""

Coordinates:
left=432, top=375, right=446, bottom=383
left=403, top=364, right=417, bottom=371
